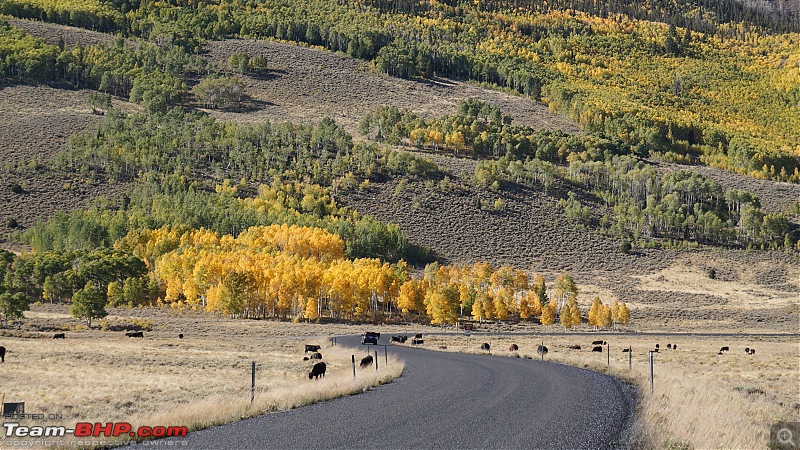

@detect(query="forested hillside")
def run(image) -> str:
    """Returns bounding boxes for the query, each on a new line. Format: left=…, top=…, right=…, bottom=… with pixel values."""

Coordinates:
left=0, top=0, right=797, bottom=328
left=4, top=0, right=798, bottom=181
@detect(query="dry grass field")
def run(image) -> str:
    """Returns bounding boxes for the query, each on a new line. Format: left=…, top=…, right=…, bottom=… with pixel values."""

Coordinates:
left=409, top=331, right=799, bottom=449
left=0, top=304, right=406, bottom=448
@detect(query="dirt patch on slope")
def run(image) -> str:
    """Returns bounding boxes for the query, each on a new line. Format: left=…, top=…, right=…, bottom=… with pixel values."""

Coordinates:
left=204, top=39, right=582, bottom=135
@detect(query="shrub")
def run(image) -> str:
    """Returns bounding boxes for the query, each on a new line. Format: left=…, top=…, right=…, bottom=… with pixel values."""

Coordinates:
left=10, top=183, right=24, bottom=194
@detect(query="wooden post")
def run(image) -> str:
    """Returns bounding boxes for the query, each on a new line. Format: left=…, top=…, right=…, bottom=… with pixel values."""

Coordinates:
left=628, top=345, right=632, bottom=370
left=375, top=350, right=379, bottom=371
left=384, top=345, right=388, bottom=365
left=251, top=361, right=256, bottom=404
left=352, top=355, right=356, bottom=378
left=649, top=351, right=654, bottom=393
left=541, top=340, right=544, bottom=360
left=607, top=343, right=610, bottom=370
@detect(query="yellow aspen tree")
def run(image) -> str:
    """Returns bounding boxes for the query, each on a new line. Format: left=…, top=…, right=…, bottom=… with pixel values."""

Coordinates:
left=617, top=302, right=631, bottom=325
left=304, top=296, right=319, bottom=321
left=588, top=296, right=603, bottom=328
left=560, top=303, right=573, bottom=328
left=540, top=300, right=556, bottom=325
left=601, top=304, right=613, bottom=329
left=529, top=291, right=543, bottom=318
left=569, top=297, right=582, bottom=327
left=518, top=291, right=531, bottom=319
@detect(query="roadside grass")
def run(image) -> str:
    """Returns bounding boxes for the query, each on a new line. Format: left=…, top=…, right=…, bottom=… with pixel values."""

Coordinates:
left=413, top=333, right=799, bottom=449
left=0, top=305, right=407, bottom=448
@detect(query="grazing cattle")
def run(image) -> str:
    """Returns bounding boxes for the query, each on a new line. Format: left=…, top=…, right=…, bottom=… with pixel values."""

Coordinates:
left=592, top=346, right=603, bottom=352
left=655, top=344, right=660, bottom=349
left=719, top=346, right=729, bottom=353
left=537, top=345, right=548, bottom=355
left=53, top=333, right=65, bottom=339
left=0, top=346, right=5, bottom=363
left=359, top=355, right=373, bottom=368
left=310, top=352, right=322, bottom=360
left=126, top=331, right=143, bottom=338
left=591, top=340, right=606, bottom=345
left=750, top=349, right=755, bottom=355
left=672, top=344, right=677, bottom=350
left=415, top=333, right=423, bottom=339
left=391, top=336, right=403, bottom=343
left=178, top=334, right=184, bottom=339
left=305, top=345, right=321, bottom=353
left=308, top=362, right=327, bottom=380
left=622, top=348, right=630, bottom=352
left=667, top=344, right=672, bottom=349
left=745, top=347, right=750, bottom=354
left=481, top=343, right=490, bottom=351
left=303, top=357, right=309, bottom=361
left=412, top=338, right=424, bottom=345
left=509, top=344, right=519, bottom=352
left=568, top=345, right=581, bottom=350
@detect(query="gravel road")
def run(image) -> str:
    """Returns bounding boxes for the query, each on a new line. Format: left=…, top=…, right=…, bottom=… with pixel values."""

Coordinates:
left=130, top=334, right=634, bottom=450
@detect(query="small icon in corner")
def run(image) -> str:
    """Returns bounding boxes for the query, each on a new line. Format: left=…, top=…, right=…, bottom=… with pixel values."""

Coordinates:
left=771, top=422, right=800, bottom=449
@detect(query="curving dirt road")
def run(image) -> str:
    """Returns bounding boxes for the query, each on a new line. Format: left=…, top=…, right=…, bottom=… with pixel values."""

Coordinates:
left=134, top=334, right=634, bottom=449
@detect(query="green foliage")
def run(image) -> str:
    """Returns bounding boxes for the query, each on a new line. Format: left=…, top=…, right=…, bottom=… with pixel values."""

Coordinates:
left=191, top=76, right=247, bottom=109
left=0, top=291, right=30, bottom=327
left=70, top=281, right=107, bottom=327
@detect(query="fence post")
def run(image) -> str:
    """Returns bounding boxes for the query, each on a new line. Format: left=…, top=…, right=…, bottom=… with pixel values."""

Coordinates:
left=375, top=350, right=379, bottom=371
left=384, top=345, right=388, bottom=365
left=251, top=361, right=256, bottom=404
left=541, top=340, right=544, bottom=360
left=628, top=345, right=632, bottom=370
left=352, top=355, right=356, bottom=378
left=649, top=351, right=654, bottom=393
left=607, top=343, right=610, bottom=370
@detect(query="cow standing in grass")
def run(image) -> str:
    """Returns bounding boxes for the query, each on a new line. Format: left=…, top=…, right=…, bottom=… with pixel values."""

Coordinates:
left=360, top=355, right=373, bottom=368
left=309, top=362, right=326, bottom=380
left=0, top=346, right=5, bottom=362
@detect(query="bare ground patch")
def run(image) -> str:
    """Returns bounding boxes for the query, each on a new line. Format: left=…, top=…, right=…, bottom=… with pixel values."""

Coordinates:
left=6, top=17, right=118, bottom=47
left=203, top=39, right=583, bottom=135
left=0, top=83, right=135, bottom=242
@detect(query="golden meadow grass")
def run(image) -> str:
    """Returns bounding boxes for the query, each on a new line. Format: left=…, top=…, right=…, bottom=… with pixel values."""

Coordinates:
left=415, top=332, right=799, bottom=449
left=0, top=306, right=406, bottom=448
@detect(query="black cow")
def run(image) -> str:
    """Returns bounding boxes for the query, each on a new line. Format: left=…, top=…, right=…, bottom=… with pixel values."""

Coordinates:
left=568, top=345, right=581, bottom=350
left=667, top=344, right=672, bottom=349
left=53, top=333, right=65, bottom=339
left=591, top=340, right=606, bottom=345
left=360, top=355, right=373, bottom=368
left=400, top=336, right=408, bottom=343
left=305, top=345, right=321, bottom=353
left=622, top=348, right=630, bottom=352
left=412, top=338, right=424, bottom=345
left=719, top=346, right=729, bottom=353
left=310, top=352, right=322, bottom=360
left=509, top=344, right=519, bottom=352
left=309, top=362, right=327, bottom=380
left=391, top=335, right=408, bottom=343
left=178, top=334, right=184, bottom=339
left=745, top=347, right=750, bottom=354
left=303, top=357, right=309, bottom=361
left=415, top=333, right=423, bottom=339
left=0, top=346, right=5, bottom=363
left=481, top=343, right=490, bottom=351
left=749, top=348, right=755, bottom=355
left=592, top=346, right=603, bottom=352
left=126, top=331, right=143, bottom=338
left=655, top=344, right=660, bottom=349
left=672, top=344, right=677, bottom=350
left=537, top=345, right=548, bottom=355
